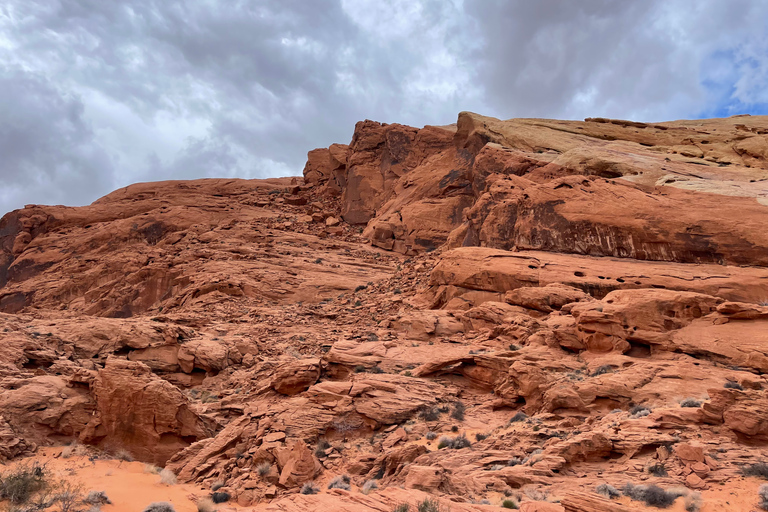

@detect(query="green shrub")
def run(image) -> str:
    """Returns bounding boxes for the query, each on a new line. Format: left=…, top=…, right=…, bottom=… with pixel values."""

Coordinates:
left=502, top=498, right=518, bottom=508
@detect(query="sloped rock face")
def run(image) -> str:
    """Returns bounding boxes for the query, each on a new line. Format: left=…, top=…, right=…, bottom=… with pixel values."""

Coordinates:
left=2, top=112, right=768, bottom=510
left=83, top=357, right=215, bottom=465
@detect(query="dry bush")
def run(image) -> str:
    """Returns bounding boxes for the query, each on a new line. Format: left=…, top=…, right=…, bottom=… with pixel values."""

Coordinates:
left=361, top=479, right=378, bottom=494
left=159, top=469, right=177, bottom=486
left=327, top=474, right=351, bottom=490
left=257, top=463, right=271, bottom=477
left=197, top=498, right=216, bottom=512
left=143, top=502, right=176, bottom=512
left=300, top=482, right=319, bottom=495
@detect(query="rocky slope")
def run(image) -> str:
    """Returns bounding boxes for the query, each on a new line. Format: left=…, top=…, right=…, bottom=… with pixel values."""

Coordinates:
left=1, top=112, right=768, bottom=511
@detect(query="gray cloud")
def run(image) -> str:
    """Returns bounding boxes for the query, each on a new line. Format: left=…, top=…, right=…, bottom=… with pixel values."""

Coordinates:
left=1, top=0, right=767, bottom=215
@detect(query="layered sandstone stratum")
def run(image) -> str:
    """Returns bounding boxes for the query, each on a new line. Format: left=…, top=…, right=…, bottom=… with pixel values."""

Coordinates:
left=1, top=112, right=768, bottom=511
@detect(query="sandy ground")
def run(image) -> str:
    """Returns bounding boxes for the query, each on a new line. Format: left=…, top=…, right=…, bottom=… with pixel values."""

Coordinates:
left=1, top=447, right=765, bottom=511
left=0, top=448, right=220, bottom=512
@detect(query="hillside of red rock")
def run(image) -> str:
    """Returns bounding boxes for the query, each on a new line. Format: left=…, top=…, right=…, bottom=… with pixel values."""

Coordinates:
left=2, top=112, right=768, bottom=511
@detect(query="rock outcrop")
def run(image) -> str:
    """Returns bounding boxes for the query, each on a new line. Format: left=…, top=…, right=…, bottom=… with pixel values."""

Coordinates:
left=1, top=111, right=768, bottom=510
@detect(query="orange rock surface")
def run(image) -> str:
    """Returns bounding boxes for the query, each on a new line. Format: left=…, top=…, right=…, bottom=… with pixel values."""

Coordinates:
left=2, top=112, right=768, bottom=511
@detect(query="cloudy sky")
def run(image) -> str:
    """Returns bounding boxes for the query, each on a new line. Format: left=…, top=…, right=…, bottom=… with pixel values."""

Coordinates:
left=2, top=0, right=768, bottom=215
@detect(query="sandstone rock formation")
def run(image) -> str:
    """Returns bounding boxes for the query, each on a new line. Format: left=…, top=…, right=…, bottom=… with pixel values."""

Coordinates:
left=2, top=111, right=768, bottom=510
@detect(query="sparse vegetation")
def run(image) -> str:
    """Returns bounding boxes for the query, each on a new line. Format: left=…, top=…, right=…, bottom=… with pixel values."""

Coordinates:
left=724, top=381, right=744, bottom=390
left=211, top=492, right=230, bottom=504
left=143, top=464, right=161, bottom=474
left=197, top=498, right=216, bottom=512
left=759, top=484, right=768, bottom=510
left=0, top=462, right=49, bottom=504
left=143, top=502, right=176, bottom=512
left=113, top=449, right=134, bottom=462
left=742, top=463, right=768, bottom=479
left=450, top=401, right=465, bottom=421
left=509, top=412, right=527, bottom=423
left=315, top=439, right=331, bottom=458
left=475, top=433, right=488, bottom=441
left=425, top=432, right=437, bottom=440
left=501, top=498, right=518, bottom=509
left=596, top=483, right=620, bottom=499
left=419, top=407, right=440, bottom=422
left=159, top=468, right=177, bottom=485
left=83, top=491, right=111, bottom=505
left=437, top=434, right=471, bottom=450
left=623, top=482, right=679, bottom=508
left=300, top=482, right=319, bottom=495
left=679, top=398, right=702, bottom=408
left=591, top=365, right=613, bottom=377
left=327, top=474, right=351, bottom=490
left=257, top=462, right=271, bottom=477
left=648, top=462, right=668, bottom=477
left=507, top=457, right=522, bottom=466
left=361, top=479, right=378, bottom=494
left=61, top=443, right=87, bottom=459
left=392, top=505, right=410, bottom=512
left=630, top=405, right=652, bottom=418
left=416, top=498, right=446, bottom=512
left=684, top=491, right=702, bottom=512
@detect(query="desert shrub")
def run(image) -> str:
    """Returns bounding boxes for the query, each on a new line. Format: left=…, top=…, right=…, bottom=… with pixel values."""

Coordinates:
left=451, top=401, right=466, bottom=421
left=0, top=462, right=49, bottom=504
left=501, top=498, right=518, bottom=509
left=742, top=463, right=768, bottom=479
left=113, top=449, right=134, bottom=462
left=523, top=487, right=548, bottom=501
left=450, top=425, right=459, bottom=433
left=596, top=483, right=620, bottom=499
left=83, top=491, right=112, bottom=505
left=257, top=462, right=271, bottom=477
left=328, top=474, right=351, bottom=490
left=508, top=457, right=522, bottom=467
left=648, top=463, right=668, bottom=477
left=370, top=366, right=385, bottom=374
left=143, top=502, right=176, bottom=512
left=416, top=498, right=445, bottom=512
left=759, top=484, right=768, bottom=510
left=452, top=434, right=471, bottom=449
left=300, top=482, right=319, bottom=495
left=644, top=485, right=678, bottom=508
left=197, top=498, right=216, bottom=512
left=61, top=443, right=87, bottom=459
left=509, top=412, right=527, bottom=423
left=630, top=405, right=652, bottom=418
left=724, top=381, right=744, bottom=390
left=159, top=469, right=177, bottom=485
left=475, top=433, right=488, bottom=442
left=591, top=365, right=613, bottom=377
left=211, top=492, right=230, bottom=504
left=680, top=398, right=702, bottom=408
left=419, top=408, right=440, bottom=422
left=684, top=491, right=702, bottom=512
left=392, top=505, right=410, bottom=512
left=425, top=432, right=437, bottom=440
left=437, top=436, right=452, bottom=449
left=361, top=479, right=378, bottom=494
left=143, top=464, right=161, bottom=474
left=54, top=481, right=85, bottom=512
left=623, top=483, right=678, bottom=508
left=315, top=439, right=331, bottom=458
left=354, top=365, right=366, bottom=373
